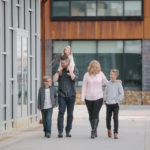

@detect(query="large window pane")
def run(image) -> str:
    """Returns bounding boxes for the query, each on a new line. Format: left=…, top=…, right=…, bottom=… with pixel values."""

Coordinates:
left=124, top=40, right=141, bottom=89
left=125, top=1, right=142, bottom=16
left=52, top=40, right=142, bottom=90
left=17, top=35, right=22, bottom=118
left=22, top=37, right=28, bottom=117
left=71, top=1, right=96, bottom=16
left=71, top=41, right=96, bottom=82
left=98, top=41, right=123, bottom=80
left=52, top=1, right=69, bottom=16
left=97, top=1, right=123, bottom=16
left=52, top=41, right=69, bottom=84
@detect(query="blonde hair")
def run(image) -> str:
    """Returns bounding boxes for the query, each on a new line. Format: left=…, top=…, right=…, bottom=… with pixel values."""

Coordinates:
left=42, top=76, right=51, bottom=82
left=62, top=45, right=73, bottom=56
left=88, top=60, right=101, bottom=75
left=111, top=69, right=119, bottom=77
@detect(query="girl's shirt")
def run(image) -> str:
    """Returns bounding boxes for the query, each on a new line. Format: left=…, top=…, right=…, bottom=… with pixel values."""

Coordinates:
left=81, top=72, right=108, bottom=101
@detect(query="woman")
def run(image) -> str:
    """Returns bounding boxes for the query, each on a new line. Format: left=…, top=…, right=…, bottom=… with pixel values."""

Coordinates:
left=81, top=60, right=108, bottom=139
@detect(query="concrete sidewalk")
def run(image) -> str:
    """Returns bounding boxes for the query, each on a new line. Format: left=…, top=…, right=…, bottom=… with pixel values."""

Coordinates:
left=0, top=105, right=150, bottom=150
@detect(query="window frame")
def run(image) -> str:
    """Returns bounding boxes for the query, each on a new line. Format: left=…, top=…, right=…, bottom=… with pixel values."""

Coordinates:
left=50, top=0, right=144, bottom=21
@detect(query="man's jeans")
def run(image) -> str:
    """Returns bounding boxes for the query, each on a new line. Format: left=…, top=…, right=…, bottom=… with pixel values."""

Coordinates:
left=41, top=108, right=53, bottom=134
left=57, top=95, right=75, bottom=134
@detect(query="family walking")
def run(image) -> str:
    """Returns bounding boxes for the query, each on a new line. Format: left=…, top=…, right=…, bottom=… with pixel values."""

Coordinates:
left=38, top=46, right=124, bottom=139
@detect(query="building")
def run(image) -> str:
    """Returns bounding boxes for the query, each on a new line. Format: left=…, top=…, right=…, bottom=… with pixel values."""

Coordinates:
left=42, top=0, right=150, bottom=105
left=0, top=0, right=41, bottom=134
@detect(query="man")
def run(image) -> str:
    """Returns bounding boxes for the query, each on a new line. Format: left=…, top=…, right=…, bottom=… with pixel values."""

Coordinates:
left=53, top=55, right=78, bottom=138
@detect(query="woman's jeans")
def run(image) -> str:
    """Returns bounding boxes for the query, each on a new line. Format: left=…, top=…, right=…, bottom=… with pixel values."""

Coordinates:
left=41, top=108, right=53, bottom=134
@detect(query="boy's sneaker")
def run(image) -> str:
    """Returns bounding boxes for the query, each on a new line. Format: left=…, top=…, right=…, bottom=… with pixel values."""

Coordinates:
left=108, top=130, right=112, bottom=138
left=114, top=133, right=118, bottom=139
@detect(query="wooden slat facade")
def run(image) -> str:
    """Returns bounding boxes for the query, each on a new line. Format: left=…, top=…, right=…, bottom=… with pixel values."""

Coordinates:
left=43, top=0, right=150, bottom=40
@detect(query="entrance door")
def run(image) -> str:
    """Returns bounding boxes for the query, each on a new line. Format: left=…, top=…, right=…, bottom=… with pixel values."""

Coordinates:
left=17, top=30, right=28, bottom=118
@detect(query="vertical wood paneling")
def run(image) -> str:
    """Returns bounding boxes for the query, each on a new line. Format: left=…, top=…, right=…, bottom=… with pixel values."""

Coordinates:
left=144, top=0, right=150, bottom=39
left=44, top=0, right=150, bottom=40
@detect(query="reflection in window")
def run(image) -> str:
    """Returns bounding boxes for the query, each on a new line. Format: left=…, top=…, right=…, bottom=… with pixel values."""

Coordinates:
left=52, top=40, right=142, bottom=90
left=17, top=35, right=28, bottom=117
left=71, top=1, right=96, bottom=16
left=17, top=35, right=22, bottom=118
left=98, top=41, right=123, bottom=79
left=72, top=41, right=97, bottom=81
left=124, top=40, right=141, bottom=89
left=124, top=1, right=142, bottom=16
left=97, top=1, right=123, bottom=16
left=52, top=0, right=142, bottom=18
left=52, top=1, right=69, bottom=16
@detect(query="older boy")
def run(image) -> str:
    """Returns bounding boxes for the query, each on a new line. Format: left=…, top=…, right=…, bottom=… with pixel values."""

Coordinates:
left=104, top=69, right=124, bottom=139
left=38, top=76, right=58, bottom=138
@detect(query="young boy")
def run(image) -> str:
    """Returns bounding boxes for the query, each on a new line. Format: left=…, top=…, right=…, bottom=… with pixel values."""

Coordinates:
left=38, top=76, right=58, bottom=138
left=104, top=69, right=124, bottom=139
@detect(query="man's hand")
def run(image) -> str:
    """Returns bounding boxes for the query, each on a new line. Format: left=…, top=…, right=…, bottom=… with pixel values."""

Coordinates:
left=58, top=66, right=63, bottom=73
left=53, top=66, right=63, bottom=82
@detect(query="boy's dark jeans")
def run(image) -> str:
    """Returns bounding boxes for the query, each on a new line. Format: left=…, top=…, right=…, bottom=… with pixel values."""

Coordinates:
left=106, top=103, right=119, bottom=133
left=41, top=108, right=53, bottom=134
left=57, top=95, right=75, bottom=134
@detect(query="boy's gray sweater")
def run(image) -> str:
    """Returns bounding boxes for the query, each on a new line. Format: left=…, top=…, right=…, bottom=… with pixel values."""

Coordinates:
left=104, top=81, right=124, bottom=104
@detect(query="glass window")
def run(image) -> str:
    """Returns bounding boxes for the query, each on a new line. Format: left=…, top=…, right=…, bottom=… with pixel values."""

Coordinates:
left=97, top=1, right=123, bottom=16
left=98, top=41, right=123, bottom=79
left=125, top=0, right=142, bottom=16
left=53, top=41, right=69, bottom=53
left=51, top=0, right=143, bottom=18
left=52, top=41, right=70, bottom=85
left=52, top=40, right=141, bottom=90
left=71, top=1, right=96, bottom=16
left=124, top=40, right=141, bottom=89
left=17, top=35, right=22, bottom=118
left=71, top=41, right=96, bottom=81
left=52, top=1, right=69, bottom=16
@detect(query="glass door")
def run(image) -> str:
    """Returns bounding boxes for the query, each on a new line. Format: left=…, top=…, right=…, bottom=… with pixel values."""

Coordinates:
left=17, top=31, right=28, bottom=118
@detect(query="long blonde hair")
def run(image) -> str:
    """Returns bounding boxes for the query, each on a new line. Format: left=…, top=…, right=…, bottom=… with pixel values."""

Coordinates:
left=88, top=60, right=101, bottom=75
left=62, top=45, right=73, bottom=56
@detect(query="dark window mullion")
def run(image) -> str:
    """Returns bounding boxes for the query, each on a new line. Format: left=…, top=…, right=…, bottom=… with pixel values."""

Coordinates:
left=96, top=0, right=98, bottom=16
left=123, top=0, right=125, bottom=16
left=122, top=40, right=125, bottom=87
left=69, top=0, right=71, bottom=16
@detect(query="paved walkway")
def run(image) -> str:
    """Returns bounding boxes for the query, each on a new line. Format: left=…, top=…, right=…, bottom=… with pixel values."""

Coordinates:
left=0, top=105, right=150, bottom=150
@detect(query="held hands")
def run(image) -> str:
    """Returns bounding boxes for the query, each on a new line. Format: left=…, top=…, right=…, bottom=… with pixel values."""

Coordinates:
left=81, top=101, right=85, bottom=105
